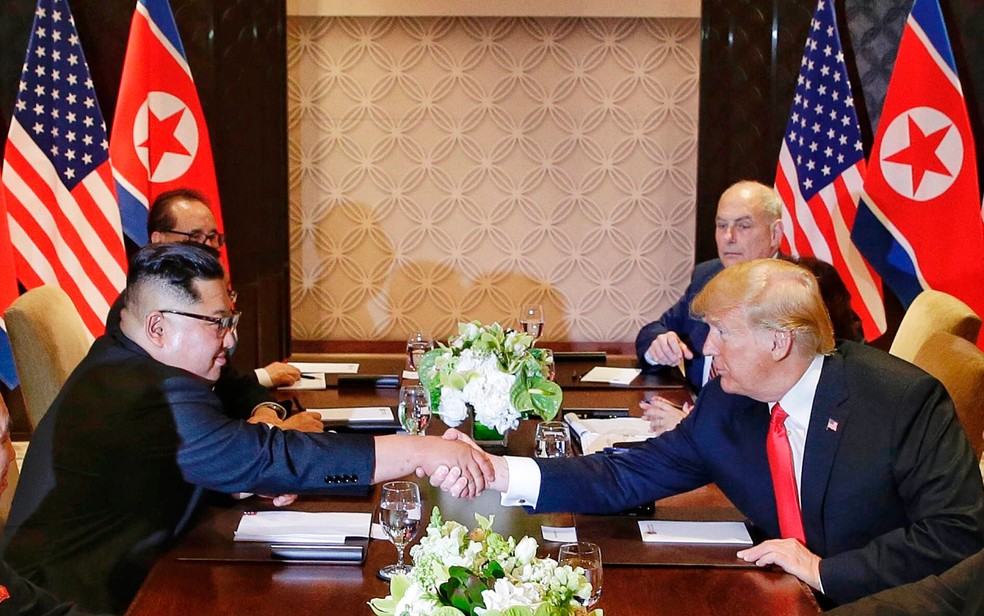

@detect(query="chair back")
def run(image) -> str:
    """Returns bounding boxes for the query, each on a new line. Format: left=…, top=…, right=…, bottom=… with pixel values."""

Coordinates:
left=890, top=289, right=981, bottom=363
left=0, top=394, right=19, bottom=527
left=4, top=285, right=93, bottom=431
left=913, top=331, right=984, bottom=458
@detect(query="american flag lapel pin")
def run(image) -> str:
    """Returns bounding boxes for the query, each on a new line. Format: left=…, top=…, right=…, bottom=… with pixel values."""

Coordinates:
left=826, top=418, right=839, bottom=432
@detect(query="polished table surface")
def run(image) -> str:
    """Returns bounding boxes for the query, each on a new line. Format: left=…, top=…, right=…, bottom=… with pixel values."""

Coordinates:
left=124, top=353, right=820, bottom=615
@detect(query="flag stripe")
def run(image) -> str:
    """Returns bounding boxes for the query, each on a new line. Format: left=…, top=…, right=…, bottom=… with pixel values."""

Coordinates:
left=5, top=121, right=125, bottom=300
left=1, top=0, right=127, bottom=341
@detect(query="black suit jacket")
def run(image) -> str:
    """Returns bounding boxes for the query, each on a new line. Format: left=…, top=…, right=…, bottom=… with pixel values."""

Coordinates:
left=635, top=259, right=724, bottom=389
left=827, top=548, right=984, bottom=616
left=533, top=342, right=984, bottom=605
left=0, top=332, right=376, bottom=614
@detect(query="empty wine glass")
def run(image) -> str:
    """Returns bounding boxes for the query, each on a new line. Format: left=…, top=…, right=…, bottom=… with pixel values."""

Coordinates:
left=397, top=384, right=431, bottom=436
left=559, top=542, right=603, bottom=609
left=520, top=304, right=545, bottom=339
left=405, top=332, right=433, bottom=378
left=377, top=481, right=422, bottom=580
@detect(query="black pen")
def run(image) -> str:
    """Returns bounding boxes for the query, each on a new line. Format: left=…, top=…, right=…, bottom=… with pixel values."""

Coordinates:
left=300, top=373, right=319, bottom=379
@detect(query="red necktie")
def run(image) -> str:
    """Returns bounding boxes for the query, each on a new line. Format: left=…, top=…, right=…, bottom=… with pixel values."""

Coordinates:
left=708, top=361, right=718, bottom=380
left=766, top=403, right=806, bottom=543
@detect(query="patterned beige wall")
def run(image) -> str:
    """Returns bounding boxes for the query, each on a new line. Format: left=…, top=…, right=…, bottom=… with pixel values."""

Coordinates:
left=287, top=16, right=700, bottom=343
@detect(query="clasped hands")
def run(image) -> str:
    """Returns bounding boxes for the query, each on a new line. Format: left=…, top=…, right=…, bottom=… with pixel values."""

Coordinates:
left=414, top=429, right=497, bottom=499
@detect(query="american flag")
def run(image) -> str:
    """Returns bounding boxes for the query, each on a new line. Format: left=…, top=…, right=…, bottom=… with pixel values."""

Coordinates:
left=1, top=0, right=127, bottom=338
left=774, top=0, right=886, bottom=340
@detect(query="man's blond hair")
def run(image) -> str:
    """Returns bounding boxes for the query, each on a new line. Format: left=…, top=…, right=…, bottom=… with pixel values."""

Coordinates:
left=691, top=259, right=835, bottom=356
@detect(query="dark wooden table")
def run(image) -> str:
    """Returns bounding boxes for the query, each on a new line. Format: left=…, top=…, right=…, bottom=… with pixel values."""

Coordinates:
left=124, top=353, right=820, bottom=615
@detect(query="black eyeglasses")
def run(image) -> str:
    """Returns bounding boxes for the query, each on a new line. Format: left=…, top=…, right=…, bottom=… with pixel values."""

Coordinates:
left=160, top=309, right=241, bottom=337
left=165, top=229, right=225, bottom=247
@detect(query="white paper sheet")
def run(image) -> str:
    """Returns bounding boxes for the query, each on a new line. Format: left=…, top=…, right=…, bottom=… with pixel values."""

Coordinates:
left=288, top=362, right=360, bottom=374
left=579, top=366, right=641, bottom=385
left=313, top=407, right=394, bottom=423
left=541, top=525, right=578, bottom=543
left=278, top=372, right=326, bottom=390
left=638, top=520, right=753, bottom=545
left=234, top=511, right=373, bottom=544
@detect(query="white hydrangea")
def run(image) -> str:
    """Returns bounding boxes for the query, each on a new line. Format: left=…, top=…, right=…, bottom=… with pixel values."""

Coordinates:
left=476, top=578, right=542, bottom=614
left=437, top=387, right=468, bottom=426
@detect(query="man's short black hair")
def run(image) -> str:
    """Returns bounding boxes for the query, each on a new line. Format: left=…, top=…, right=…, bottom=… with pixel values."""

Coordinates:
left=147, top=188, right=210, bottom=236
left=124, top=242, right=225, bottom=306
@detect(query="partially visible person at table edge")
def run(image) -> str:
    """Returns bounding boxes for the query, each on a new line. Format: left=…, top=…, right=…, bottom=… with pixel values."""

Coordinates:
left=436, top=258, right=984, bottom=608
left=637, top=181, right=863, bottom=437
left=0, top=396, right=106, bottom=615
left=0, top=242, right=493, bottom=615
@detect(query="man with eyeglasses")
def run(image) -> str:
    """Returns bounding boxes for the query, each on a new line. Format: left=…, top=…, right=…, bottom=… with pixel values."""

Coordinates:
left=1, top=242, right=494, bottom=614
left=146, top=188, right=302, bottom=390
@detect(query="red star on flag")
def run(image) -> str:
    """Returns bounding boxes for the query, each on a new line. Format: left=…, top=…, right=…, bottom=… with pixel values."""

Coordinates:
left=138, top=107, right=190, bottom=176
left=884, top=115, right=952, bottom=194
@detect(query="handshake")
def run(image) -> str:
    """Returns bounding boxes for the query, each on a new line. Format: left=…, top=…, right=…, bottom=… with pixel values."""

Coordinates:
left=410, top=429, right=507, bottom=499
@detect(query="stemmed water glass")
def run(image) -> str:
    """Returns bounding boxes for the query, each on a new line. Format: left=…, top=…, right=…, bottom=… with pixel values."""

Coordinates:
left=377, top=481, right=422, bottom=580
left=519, top=304, right=545, bottom=339
left=397, top=384, right=431, bottom=436
left=405, top=332, right=433, bottom=377
left=559, top=542, right=603, bottom=609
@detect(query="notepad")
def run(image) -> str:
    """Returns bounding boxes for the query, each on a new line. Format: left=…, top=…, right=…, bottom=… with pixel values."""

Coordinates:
left=579, top=366, right=642, bottom=385
left=638, top=520, right=753, bottom=545
left=288, top=362, right=360, bottom=374
left=313, top=407, right=394, bottom=423
left=278, top=372, right=326, bottom=390
left=234, top=511, right=372, bottom=544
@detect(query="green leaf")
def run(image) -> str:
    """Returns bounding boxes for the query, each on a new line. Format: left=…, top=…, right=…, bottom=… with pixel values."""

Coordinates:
left=528, top=377, right=563, bottom=420
left=367, top=597, right=397, bottom=615
left=501, top=608, right=535, bottom=616
left=533, top=606, right=562, bottom=616
left=448, top=371, right=468, bottom=390
left=389, top=574, right=411, bottom=600
left=431, top=608, right=467, bottom=616
left=509, top=373, right=533, bottom=413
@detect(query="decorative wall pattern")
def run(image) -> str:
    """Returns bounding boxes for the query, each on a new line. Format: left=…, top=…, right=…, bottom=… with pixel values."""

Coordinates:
left=287, top=17, right=700, bottom=342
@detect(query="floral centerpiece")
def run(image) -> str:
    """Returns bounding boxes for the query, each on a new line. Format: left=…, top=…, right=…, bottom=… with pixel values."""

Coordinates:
left=369, top=508, right=602, bottom=616
left=417, top=322, right=563, bottom=438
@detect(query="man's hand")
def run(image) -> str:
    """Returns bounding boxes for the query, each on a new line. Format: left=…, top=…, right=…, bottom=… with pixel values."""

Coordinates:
left=264, top=361, right=301, bottom=387
left=257, top=493, right=298, bottom=507
left=641, top=397, right=693, bottom=435
left=737, top=539, right=822, bottom=590
left=279, top=411, right=325, bottom=433
left=416, top=429, right=485, bottom=498
left=646, top=332, right=694, bottom=366
left=247, top=410, right=324, bottom=433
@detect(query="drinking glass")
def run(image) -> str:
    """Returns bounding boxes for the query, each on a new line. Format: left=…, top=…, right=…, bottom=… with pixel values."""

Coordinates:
left=534, top=421, right=570, bottom=458
left=405, top=332, right=433, bottom=376
left=519, top=304, right=545, bottom=339
left=558, top=542, right=603, bottom=608
left=377, top=481, right=422, bottom=580
left=397, top=384, right=431, bottom=436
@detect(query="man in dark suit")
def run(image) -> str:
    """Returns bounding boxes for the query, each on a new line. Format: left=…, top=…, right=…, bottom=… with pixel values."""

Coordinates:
left=0, top=243, right=493, bottom=614
left=827, top=548, right=984, bottom=616
left=441, top=259, right=984, bottom=606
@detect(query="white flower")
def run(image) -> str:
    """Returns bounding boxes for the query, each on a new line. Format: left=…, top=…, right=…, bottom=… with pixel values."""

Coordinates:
left=437, top=387, right=468, bottom=426
left=514, top=536, right=538, bottom=565
left=393, top=581, right=442, bottom=616
left=476, top=578, right=542, bottom=614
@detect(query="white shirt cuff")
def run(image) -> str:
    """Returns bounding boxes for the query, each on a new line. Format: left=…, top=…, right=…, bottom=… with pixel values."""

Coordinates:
left=255, top=367, right=273, bottom=388
left=643, top=349, right=660, bottom=366
left=499, top=456, right=542, bottom=508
